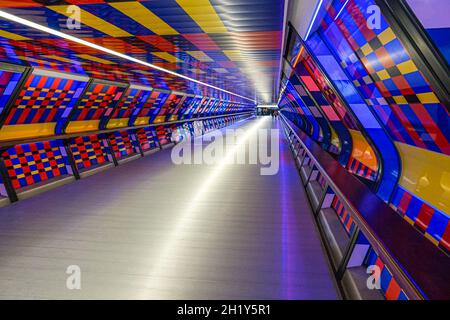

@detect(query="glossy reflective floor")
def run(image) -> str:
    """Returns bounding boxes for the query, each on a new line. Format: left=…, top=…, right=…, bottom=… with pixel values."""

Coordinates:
left=0, top=117, right=338, bottom=299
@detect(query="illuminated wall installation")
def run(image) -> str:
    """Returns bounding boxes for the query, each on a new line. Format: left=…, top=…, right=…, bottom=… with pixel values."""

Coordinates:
left=106, top=84, right=153, bottom=129
left=1, top=140, right=72, bottom=190
left=0, top=69, right=88, bottom=140
left=69, top=134, right=110, bottom=171
left=153, top=93, right=184, bottom=124
left=65, top=80, right=127, bottom=133
left=132, top=90, right=170, bottom=126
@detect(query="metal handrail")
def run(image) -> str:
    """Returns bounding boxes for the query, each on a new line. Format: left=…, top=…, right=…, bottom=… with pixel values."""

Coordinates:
left=279, top=112, right=450, bottom=300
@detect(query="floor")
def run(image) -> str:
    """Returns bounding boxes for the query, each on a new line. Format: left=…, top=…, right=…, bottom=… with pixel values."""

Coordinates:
left=0, top=117, right=338, bottom=299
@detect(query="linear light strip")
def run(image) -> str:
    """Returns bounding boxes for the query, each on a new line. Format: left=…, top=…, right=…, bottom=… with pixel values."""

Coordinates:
left=334, top=0, right=350, bottom=21
left=0, top=10, right=256, bottom=103
left=304, top=0, right=323, bottom=40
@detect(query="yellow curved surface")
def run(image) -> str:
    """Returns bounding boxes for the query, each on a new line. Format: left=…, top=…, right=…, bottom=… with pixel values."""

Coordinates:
left=65, top=120, right=100, bottom=134
left=349, top=129, right=378, bottom=171
left=0, top=123, right=55, bottom=140
left=396, top=142, right=450, bottom=215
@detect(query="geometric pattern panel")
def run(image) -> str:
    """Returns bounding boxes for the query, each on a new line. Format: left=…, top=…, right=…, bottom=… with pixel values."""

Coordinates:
left=365, top=248, right=408, bottom=300
left=321, top=0, right=450, bottom=155
left=135, top=127, right=159, bottom=151
left=331, top=195, right=356, bottom=235
left=133, top=90, right=170, bottom=125
left=390, top=186, right=450, bottom=254
left=155, top=125, right=171, bottom=145
left=107, top=85, right=153, bottom=128
left=1, top=140, right=70, bottom=189
left=0, top=68, right=23, bottom=117
left=108, top=130, right=136, bottom=160
left=69, top=134, right=109, bottom=170
left=153, top=92, right=184, bottom=123
left=1, top=71, right=88, bottom=138
left=68, top=81, right=127, bottom=131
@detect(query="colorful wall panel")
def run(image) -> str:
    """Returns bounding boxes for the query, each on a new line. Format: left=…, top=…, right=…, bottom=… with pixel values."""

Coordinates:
left=1, top=140, right=71, bottom=190
left=314, top=0, right=450, bottom=248
left=135, top=127, right=159, bottom=152
left=152, top=93, right=183, bottom=124
left=132, top=90, right=170, bottom=126
left=69, top=134, right=109, bottom=171
left=0, top=66, right=23, bottom=118
left=106, top=84, right=153, bottom=129
left=108, top=130, right=137, bottom=160
left=0, top=69, right=88, bottom=140
left=65, top=80, right=127, bottom=133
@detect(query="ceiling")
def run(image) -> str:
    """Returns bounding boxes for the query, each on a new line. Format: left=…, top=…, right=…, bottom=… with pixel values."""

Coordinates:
left=0, top=0, right=285, bottom=104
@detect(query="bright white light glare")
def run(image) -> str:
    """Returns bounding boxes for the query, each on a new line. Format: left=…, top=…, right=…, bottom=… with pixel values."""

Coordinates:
left=305, top=0, right=323, bottom=40
left=334, top=0, right=350, bottom=21
left=258, top=104, right=278, bottom=109
left=0, top=10, right=256, bottom=103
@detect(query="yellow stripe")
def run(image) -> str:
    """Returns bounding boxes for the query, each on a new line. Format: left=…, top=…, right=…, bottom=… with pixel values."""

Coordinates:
left=43, top=55, right=84, bottom=64
left=223, top=50, right=243, bottom=61
left=416, top=92, right=440, bottom=104
left=110, top=2, right=178, bottom=35
left=0, top=30, right=30, bottom=40
left=176, top=0, right=227, bottom=33
left=65, top=120, right=101, bottom=134
left=0, top=123, right=56, bottom=141
left=396, top=142, right=450, bottom=215
left=152, top=52, right=181, bottom=63
left=134, top=117, right=150, bottom=126
left=77, top=54, right=116, bottom=65
left=186, top=51, right=213, bottom=62
left=106, top=118, right=130, bottom=129
left=49, top=5, right=131, bottom=37
left=424, top=233, right=440, bottom=246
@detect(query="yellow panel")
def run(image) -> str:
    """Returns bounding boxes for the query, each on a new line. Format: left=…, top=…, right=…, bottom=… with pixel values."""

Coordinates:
left=176, top=0, right=227, bottom=33
left=0, top=123, right=56, bottom=141
left=223, top=50, right=243, bottom=61
left=349, top=129, right=378, bottom=171
left=43, top=55, right=84, bottom=64
left=110, top=2, right=178, bottom=35
left=377, top=69, right=390, bottom=80
left=396, top=142, right=450, bottom=214
left=77, top=54, right=116, bottom=65
left=0, top=30, right=30, bottom=40
left=152, top=52, right=181, bottom=63
left=378, top=28, right=396, bottom=45
left=134, top=116, right=150, bottom=126
left=393, top=95, right=408, bottom=104
left=186, top=50, right=213, bottom=62
left=416, top=92, right=440, bottom=104
left=361, top=43, right=372, bottom=56
left=153, top=116, right=166, bottom=123
left=65, top=120, right=101, bottom=133
left=49, top=5, right=131, bottom=37
left=330, top=126, right=341, bottom=150
left=169, top=115, right=179, bottom=121
left=397, top=60, right=417, bottom=75
left=106, top=118, right=130, bottom=129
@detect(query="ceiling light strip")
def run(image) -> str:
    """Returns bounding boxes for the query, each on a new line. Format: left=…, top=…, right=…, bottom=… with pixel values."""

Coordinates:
left=0, top=10, right=255, bottom=103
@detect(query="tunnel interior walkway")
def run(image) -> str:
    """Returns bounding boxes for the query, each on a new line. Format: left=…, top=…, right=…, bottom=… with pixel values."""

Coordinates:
left=0, top=117, right=338, bottom=299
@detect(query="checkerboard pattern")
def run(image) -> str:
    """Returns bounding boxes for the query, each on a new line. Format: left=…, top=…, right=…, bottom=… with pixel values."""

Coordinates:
left=391, top=186, right=450, bottom=254
left=155, top=125, right=170, bottom=145
left=69, top=82, right=126, bottom=124
left=348, top=157, right=377, bottom=181
left=69, top=134, right=109, bottom=170
left=321, top=0, right=450, bottom=155
left=365, top=248, right=408, bottom=300
left=4, top=72, right=87, bottom=133
left=109, top=87, right=152, bottom=124
left=0, top=0, right=282, bottom=102
left=135, top=127, right=159, bottom=151
left=331, top=195, right=356, bottom=235
left=153, top=93, right=183, bottom=123
left=1, top=140, right=70, bottom=189
left=0, top=69, right=22, bottom=116
left=133, top=90, right=170, bottom=123
left=108, top=131, right=136, bottom=160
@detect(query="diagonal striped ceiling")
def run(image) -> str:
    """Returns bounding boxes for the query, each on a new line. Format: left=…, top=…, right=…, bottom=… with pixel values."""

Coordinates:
left=0, top=0, right=285, bottom=103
